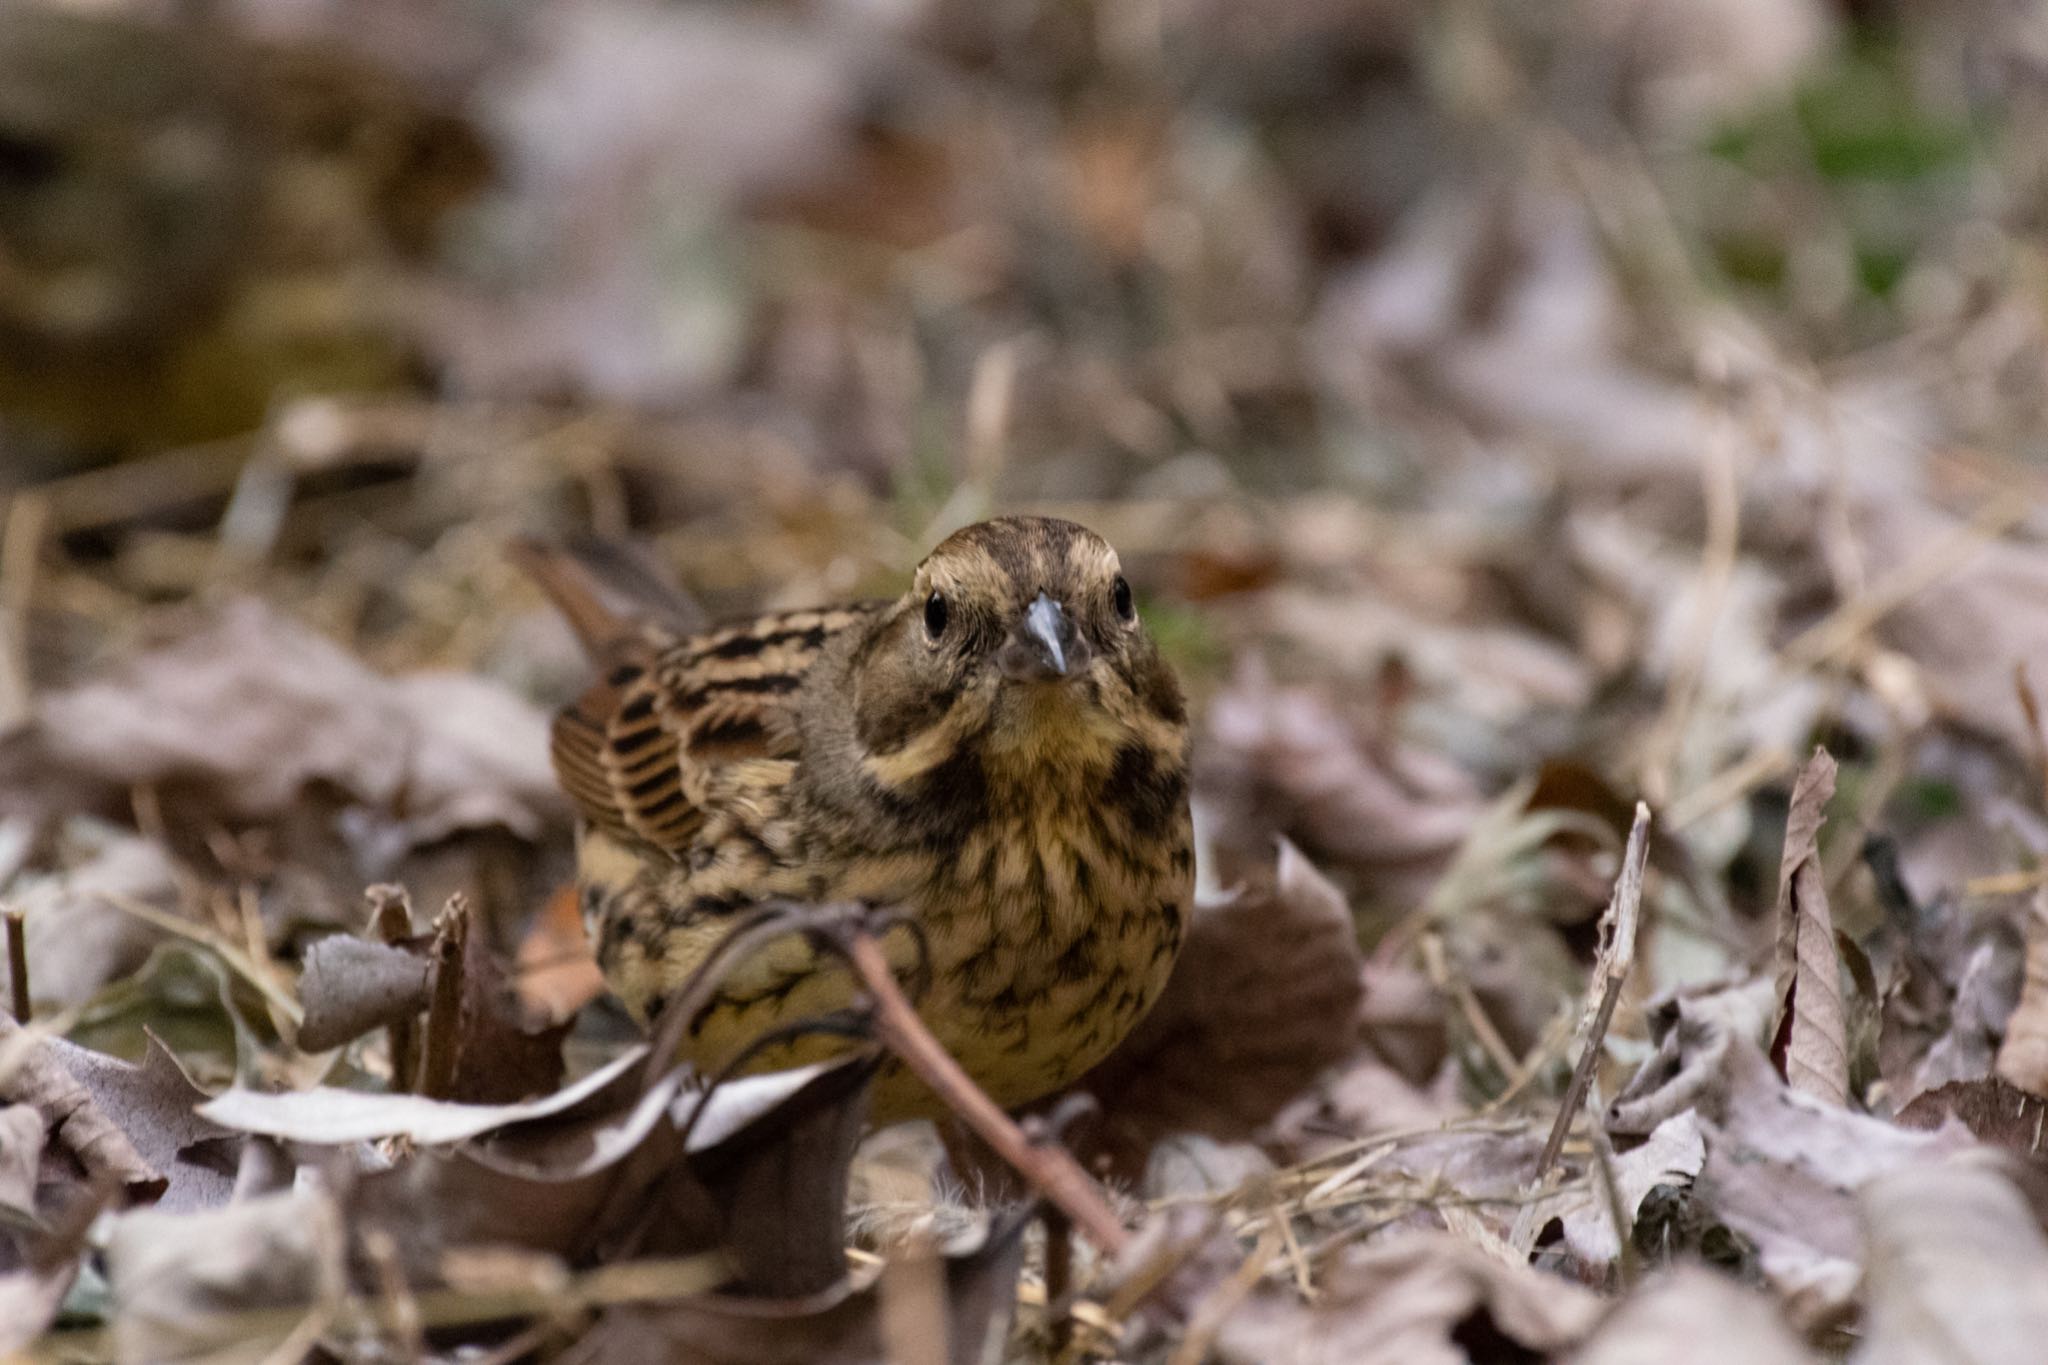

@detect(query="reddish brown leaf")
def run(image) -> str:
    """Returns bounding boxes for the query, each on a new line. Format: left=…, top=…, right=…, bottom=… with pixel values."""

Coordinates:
left=1896, top=1077, right=2048, bottom=1159
left=516, top=882, right=607, bottom=1023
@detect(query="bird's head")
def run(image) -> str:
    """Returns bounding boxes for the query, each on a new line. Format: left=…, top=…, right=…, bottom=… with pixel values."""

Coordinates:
left=845, top=516, right=1184, bottom=778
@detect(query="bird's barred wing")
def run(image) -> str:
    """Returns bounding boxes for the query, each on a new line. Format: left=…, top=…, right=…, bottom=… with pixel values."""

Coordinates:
left=547, top=602, right=881, bottom=858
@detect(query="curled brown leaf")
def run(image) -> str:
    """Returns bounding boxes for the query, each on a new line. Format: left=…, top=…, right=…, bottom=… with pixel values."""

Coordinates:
left=1771, top=747, right=1847, bottom=1108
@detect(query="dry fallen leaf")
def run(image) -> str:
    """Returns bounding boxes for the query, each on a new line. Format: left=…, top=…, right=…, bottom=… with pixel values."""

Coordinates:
left=1904, top=934, right=2023, bottom=1101
left=1567, top=1266, right=1813, bottom=1365
left=14, top=826, right=181, bottom=1011
left=1996, top=890, right=2048, bottom=1098
left=0, top=1015, right=162, bottom=1199
left=1554, top=1110, right=1708, bottom=1268
left=1609, top=978, right=1778, bottom=1137
left=294, top=933, right=432, bottom=1054
left=564, top=1211, right=1030, bottom=1365
left=1215, top=1231, right=1605, bottom=1365
left=1078, top=839, right=1365, bottom=1175
left=199, top=1042, right=651, bottom=1146
left=0, top=597, right=563, bottom=843
left=1855, top=1157, right=2048, bottom=1365
left=0, top=1105, right=44, bottom=1229
left=1197, top=666, right=1482, bottom=889
left=1771, top=748, right=1848, bottom=1108
left=106, top=1187, right=346, bottom=1365
left=43, top=1035, right=237, bottom=1213
left=1895, top=1076, right=2048, bottom=1162
left=442, top=892, right=574, bottom=1104
left=1610, top=986, right=1977, bottom=1321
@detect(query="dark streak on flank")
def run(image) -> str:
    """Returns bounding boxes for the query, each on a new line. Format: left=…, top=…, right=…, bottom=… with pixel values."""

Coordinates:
left=1102, top=742, right=1187, bottom=836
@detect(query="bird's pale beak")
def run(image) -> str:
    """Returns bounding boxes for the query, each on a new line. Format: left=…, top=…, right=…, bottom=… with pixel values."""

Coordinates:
left=1000, top=593, right=1088, bottom=682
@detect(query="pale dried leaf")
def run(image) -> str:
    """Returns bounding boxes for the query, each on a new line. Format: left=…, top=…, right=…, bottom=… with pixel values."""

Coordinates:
left=107, top=1188, right=345, bottom=1365
left=1556, top=1111, right=1706, bottom=1266
left=44, top=1035, right=237, bottom=1213
left=0, top=1015, right=161, bottom=1196
left=0, top=598, right=562, bottom=843
left=1610, top=990, right=1975, bottom=1322
left=1608, top=978, right=1777, bottom=1137
left=1701, top=1043, right=1971, bottom=1321
left=1216, top=1232, right=1604, bottom=1365
left=15, top=827, right=179, bottom=1010
left=198, top=1042, right=650, bottom=1145
left=352, top=1058, right=697, bottom=1278
left=353, top=1056, right=871, bottom=1296
left=1773, top=748, right=1847, bottom=1107
left=1855, top=1158, right=2048, bottom=1365
left=1079, top=839, right=1365, bottom=1174
left=1869, top=497, right=2048, bottom=761
left=1568, top=1267, right=1812, bottom=1365
left=0, top=1262, right=82, bottom=1356
left=1197, top=668, right=1482, bottom=882
left=295, top=934, right=431, bottom=1053
left=0, top=1104, right=44, bottom=1229
left=1912, top=936, right=2021, bottom=1098
left=1996, top=891, right=2048, bottom=1097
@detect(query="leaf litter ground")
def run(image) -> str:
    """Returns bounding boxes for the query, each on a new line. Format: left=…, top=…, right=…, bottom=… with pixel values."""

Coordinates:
left=8, top=2, right=2048, bottom=1362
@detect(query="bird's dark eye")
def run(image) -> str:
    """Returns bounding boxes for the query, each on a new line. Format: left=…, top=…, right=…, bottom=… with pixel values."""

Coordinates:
left=1112, top=575, right=1135, bottom=622
left=923, top=591, right=949, bottom=639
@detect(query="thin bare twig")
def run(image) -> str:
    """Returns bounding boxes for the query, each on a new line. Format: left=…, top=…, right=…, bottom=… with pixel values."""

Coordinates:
left=1535, top=802, right=1652, bottom=1182
left=5, top=909, right=27, bottom=1022
left=366, top=886, right=419, bottom=1093
left=841, top=928, right=1131, bottom=1256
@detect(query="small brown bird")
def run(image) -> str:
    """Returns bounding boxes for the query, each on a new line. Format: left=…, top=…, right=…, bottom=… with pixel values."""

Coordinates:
left=518, top=517, right=1193, bottom=1120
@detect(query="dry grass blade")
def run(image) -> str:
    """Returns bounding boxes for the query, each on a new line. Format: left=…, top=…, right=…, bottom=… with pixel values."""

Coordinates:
left=95, top=891, right=303, bottom=1028
left=1772, top=747, right=1847, bottom=1108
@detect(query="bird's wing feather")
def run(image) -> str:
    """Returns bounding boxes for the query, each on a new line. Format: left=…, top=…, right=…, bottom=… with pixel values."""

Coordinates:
left=547, top=602, right=882, bottom=858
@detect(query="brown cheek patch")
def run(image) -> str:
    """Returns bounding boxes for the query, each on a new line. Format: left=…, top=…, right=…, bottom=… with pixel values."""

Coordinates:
left=857, top=673, right=962, bottom=755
